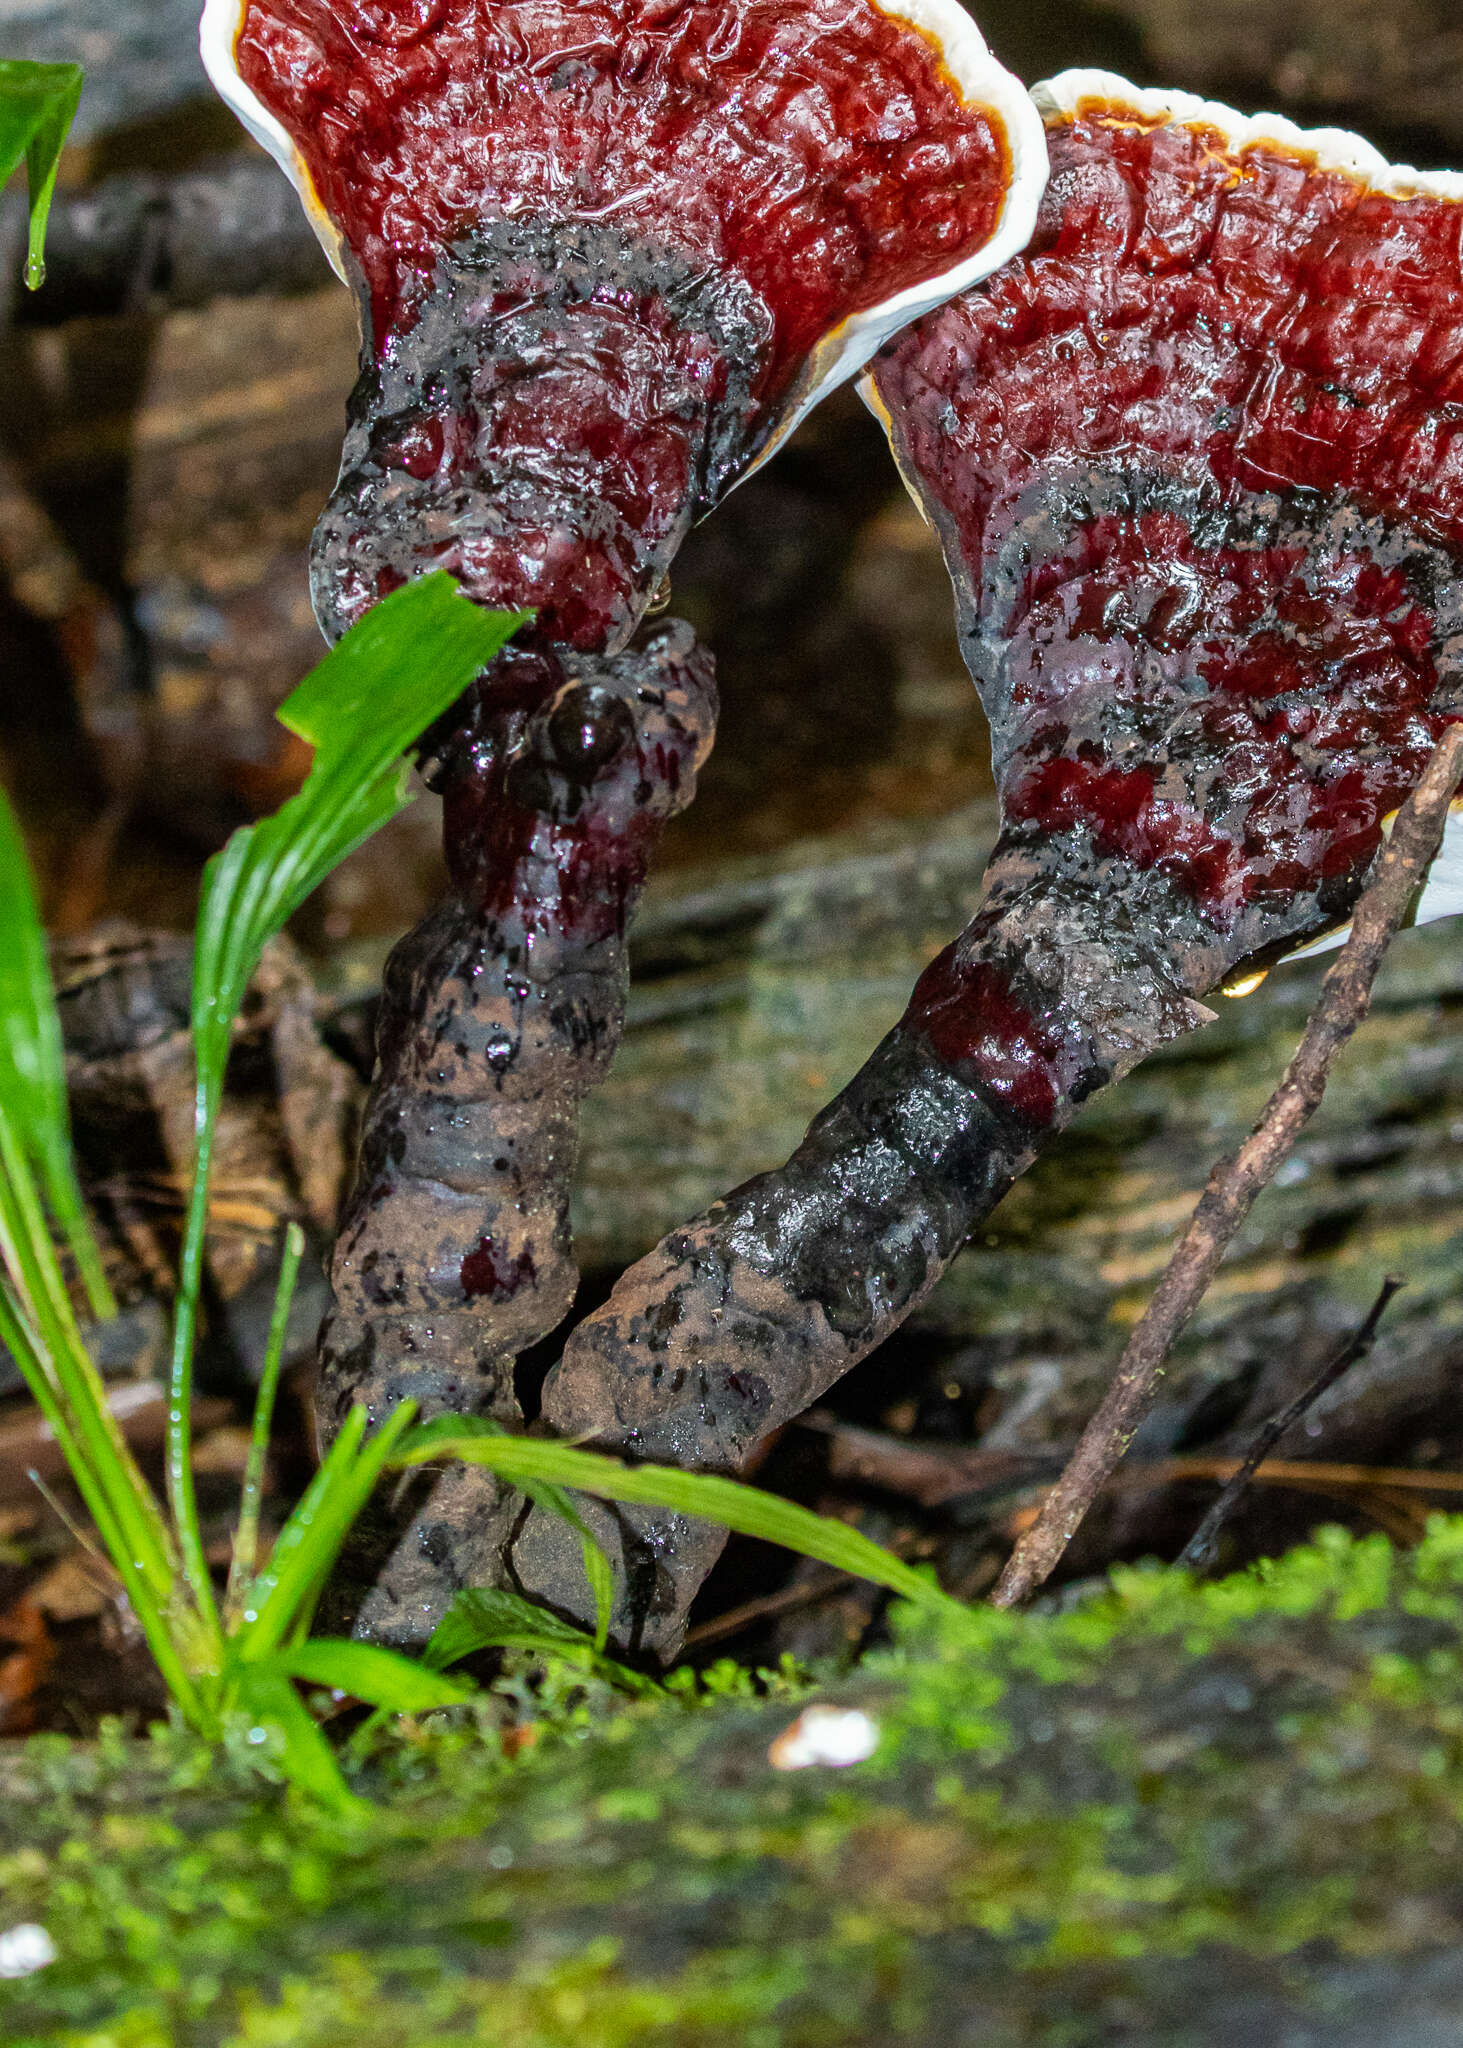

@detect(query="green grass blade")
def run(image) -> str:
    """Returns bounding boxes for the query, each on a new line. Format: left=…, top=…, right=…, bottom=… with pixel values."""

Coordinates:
left=0, top=1281, right=207, bottom=1723
left=230, top=1663, right=365, bottom=1816
left=266, top=1640, right=476, bottom=1713
left=172, top=576, right=525, bottom=1626
left=396, top=1423, right=965, bottom=1621
left=525, top=1490, right=614, bottom=1651
left=0, top=58, right=83, bottom=289
left=425, top=1585, right=593, bottom=1667
left=423, top=1585, right=658, bottom=1695
left=230, top=1407, right=367, bottom=1647
left=0, top=1110, right=179, bottom=1614
left=236, top=1402, right=421, bottom=1660
left=419, top=1413, right=616, bottom=1649
left=0, top=790, right=114, bottom=1319
left=226, top=1221, right=304, bottom=1625
left=511, top=1480, right=615, bottom=1651
left=578, top=1518, right=616, bottom=1652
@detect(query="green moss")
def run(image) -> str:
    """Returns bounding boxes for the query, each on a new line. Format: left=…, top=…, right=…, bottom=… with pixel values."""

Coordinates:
left=8, top=1522, right=1463, bottom=2045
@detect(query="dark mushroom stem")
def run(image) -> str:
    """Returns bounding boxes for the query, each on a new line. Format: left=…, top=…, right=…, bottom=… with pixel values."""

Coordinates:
left=319, top=626, right=715, bottom=1641
left=511, top=835, right=1216, bottom=1654
left=215, top=0, right=1038, bottom=1643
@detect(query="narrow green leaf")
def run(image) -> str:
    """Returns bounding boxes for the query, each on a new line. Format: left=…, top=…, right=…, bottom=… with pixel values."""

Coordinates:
left=237, top=1401, right=420, bottom=1660
left=226, top=1221, right=304, bottom=1624
left=172, top=575, right=526, bottom=1623
left=194, top=573, right=525, bottom=1095
left=0, top=791, right=114, bottom=1318
left=395, top=1422, right=966, bottom=1621
left=0, top=58, right=83, bottom=289
left=0, top=1279, right=205, bottom=1723
left=423, top=1586, right=658, bottom=1696
left=530, top=1491, right=615, bottom=1651
left=424, top=1585, right=592, bottom=1668
left=267, top=1639, right=475, bottom=1713
left=578, top=1521, right=616, bottom=1653
left=0, top=790, right=204, bottom=1679
left=230, top=1663, right=365, bottom=1816
left=422, top=1413, right=617, bottom=1650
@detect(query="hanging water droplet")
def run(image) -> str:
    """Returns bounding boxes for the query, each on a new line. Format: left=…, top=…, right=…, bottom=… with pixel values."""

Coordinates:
left=644, top=571, right=672, bottom=619
left=1220, top=965, right=1268, bottom=999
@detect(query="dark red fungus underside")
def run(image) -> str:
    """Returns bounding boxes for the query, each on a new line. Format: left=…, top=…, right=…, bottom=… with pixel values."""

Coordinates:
left=874, top=105, right=1463, bottom=1125
left=879, top=108, right=1463, bottom=925
left=236, top=0, right=1008, bottom=385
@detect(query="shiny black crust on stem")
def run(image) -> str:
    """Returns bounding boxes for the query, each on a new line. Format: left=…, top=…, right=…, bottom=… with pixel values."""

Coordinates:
left=509, top=835, right=1218, bottom=1658
left=510, top=486, right=1463, bottom=1660
left=310, top=217, right=771, bottom=652
left=317, top=621, right=716, bottom=1645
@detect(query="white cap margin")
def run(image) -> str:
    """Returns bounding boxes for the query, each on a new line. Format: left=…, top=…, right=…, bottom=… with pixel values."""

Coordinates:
left=198, top=0, right=1047, bottom=454
left=1035, top=68, right=1463, bottom=205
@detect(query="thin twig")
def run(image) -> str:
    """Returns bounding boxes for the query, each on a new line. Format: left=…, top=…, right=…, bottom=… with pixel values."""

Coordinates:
left=682, top=1569, right=852, bottom=1651
left=992, top=723, right=1463, bottom=1609
left=796, top=1410, right=1062, bottom=1508
left=1178, top=1275, right=1403, bottom=1571
left=1117, top=1456, right=1463, bottom=1496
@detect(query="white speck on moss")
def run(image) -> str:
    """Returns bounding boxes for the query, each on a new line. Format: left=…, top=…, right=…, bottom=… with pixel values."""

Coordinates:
left=768, top=1706, right=880, bottom=1772
left=0, top=1924, right=57, bottom=1978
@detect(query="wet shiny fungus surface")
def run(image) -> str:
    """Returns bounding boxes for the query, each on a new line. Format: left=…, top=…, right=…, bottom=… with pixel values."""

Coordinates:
left=236, top=0, right=1008, bottom=382
left=876, top=106, right=1463, bottom=931
left=238, top=0, right=1010, bottom=645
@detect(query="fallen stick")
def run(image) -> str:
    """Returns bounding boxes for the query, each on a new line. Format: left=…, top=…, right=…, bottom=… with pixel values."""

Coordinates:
left=992, top=724, right=1463, bottom=1609
left=1178, top=1275, right=1404, bottom=1570
left=1118, top=1457, right=1463, bottom=1498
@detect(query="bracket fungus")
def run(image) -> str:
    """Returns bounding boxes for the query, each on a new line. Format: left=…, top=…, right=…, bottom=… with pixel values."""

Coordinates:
left=510, top=74, right=1463, bottom=1656
left=202, top=0, right=1044, bottom=648
left=201, top=0, right=1044, bottom=1641
left=869, top=70, right=1463, bottom=1036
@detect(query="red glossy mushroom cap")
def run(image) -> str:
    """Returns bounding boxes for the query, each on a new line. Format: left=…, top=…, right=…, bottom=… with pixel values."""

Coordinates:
left=869, top=72, right=1463, bottom=968
left=202, top=0, right=1045, bottom=649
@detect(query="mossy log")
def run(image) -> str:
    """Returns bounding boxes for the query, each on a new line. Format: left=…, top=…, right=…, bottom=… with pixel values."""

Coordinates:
left=5, top=1522, right=1463, bottom=2045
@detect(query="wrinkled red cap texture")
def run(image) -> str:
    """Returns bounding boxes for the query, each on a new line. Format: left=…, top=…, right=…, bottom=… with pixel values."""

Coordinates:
left=876, top=105, right=1463, bottom=932
left=237, top=0, right=1009, bottom=387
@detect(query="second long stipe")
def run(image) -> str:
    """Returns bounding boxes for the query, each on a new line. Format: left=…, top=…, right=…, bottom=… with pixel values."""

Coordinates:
left=992, top=722, right=1463, bottom=1610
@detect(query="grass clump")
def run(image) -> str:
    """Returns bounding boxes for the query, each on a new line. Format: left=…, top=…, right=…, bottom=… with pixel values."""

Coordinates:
left=0, top=574, right=524, bottom=1807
